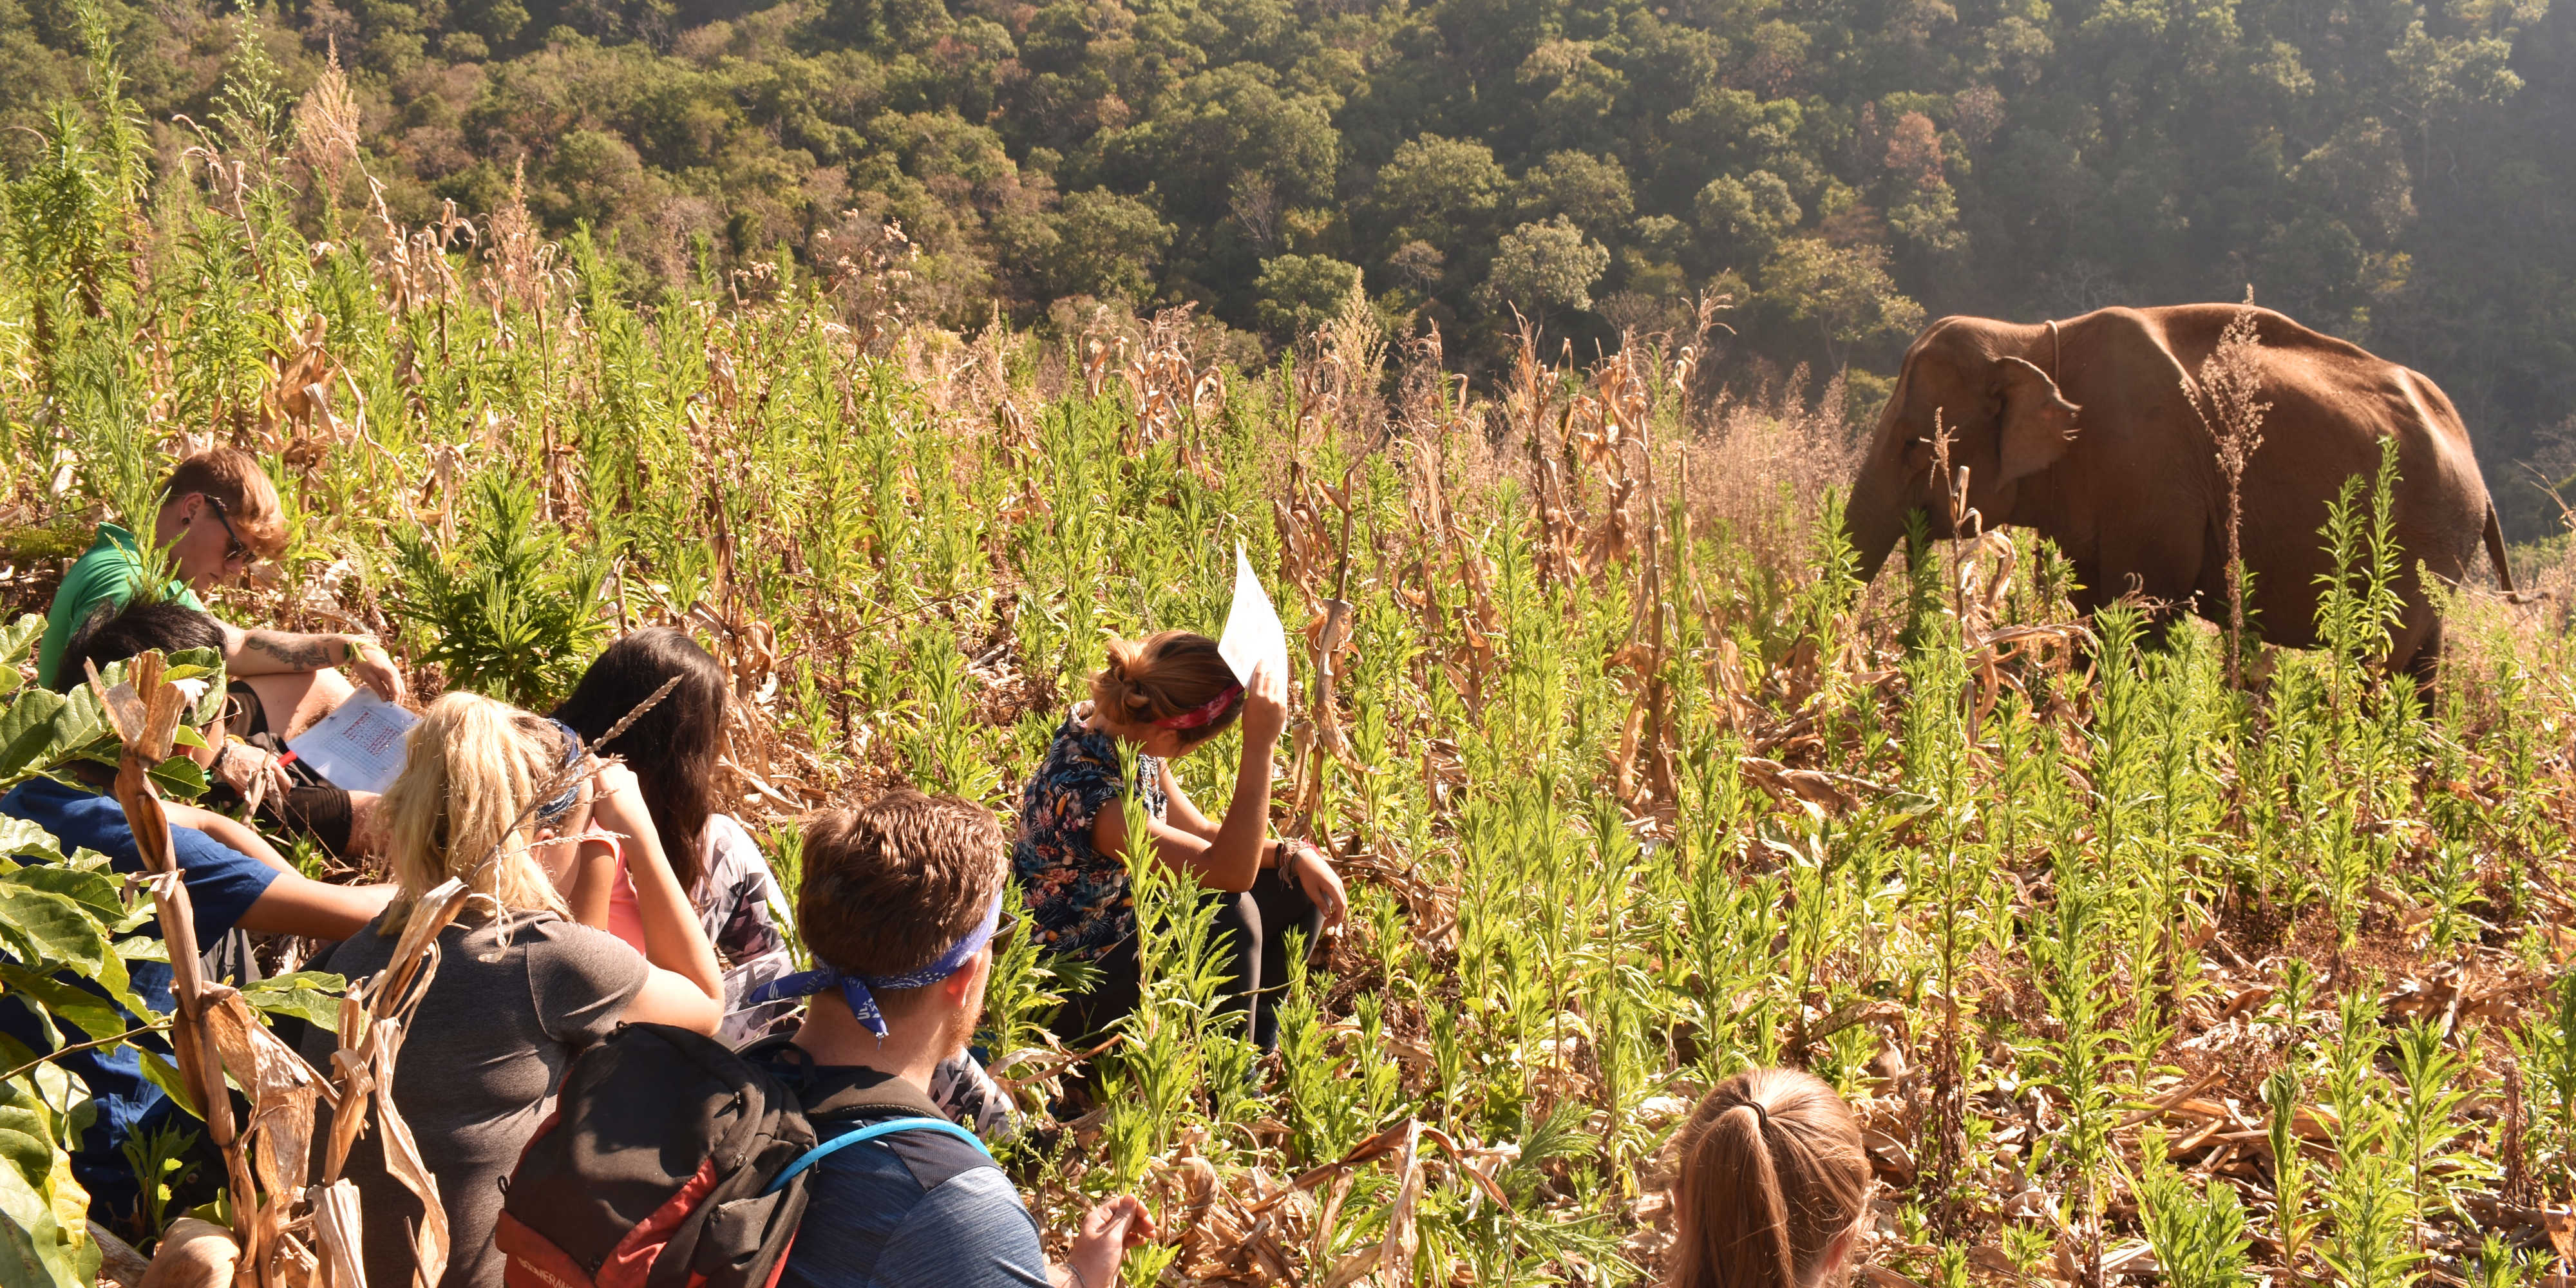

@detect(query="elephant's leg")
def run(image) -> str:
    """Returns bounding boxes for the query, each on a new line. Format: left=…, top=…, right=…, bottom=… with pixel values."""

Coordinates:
left=2389, top=595, right=2445, bottom=694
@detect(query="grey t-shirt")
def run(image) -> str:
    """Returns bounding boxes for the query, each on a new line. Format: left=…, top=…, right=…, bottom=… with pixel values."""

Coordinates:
left=303, top=911, right=648, bottom=1288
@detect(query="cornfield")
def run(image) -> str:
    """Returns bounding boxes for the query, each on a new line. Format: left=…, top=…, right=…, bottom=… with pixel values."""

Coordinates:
left=10, top=40, right=2576, bottom=1288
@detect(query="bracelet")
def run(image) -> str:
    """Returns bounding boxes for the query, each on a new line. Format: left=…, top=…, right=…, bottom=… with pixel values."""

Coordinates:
left=1063, top=1264, right=1091, bottom=1288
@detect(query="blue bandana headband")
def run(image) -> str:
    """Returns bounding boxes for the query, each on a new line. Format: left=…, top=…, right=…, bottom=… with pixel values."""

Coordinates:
left=747, top=888, right=1006, bottom=1037
left=532, top=720, right=584, bottom=828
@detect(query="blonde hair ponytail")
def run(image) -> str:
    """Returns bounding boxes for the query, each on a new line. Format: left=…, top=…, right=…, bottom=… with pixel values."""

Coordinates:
left=1669, top=1068, right=1870, bottom=1288
left=379, top=691, right=574, bottom=931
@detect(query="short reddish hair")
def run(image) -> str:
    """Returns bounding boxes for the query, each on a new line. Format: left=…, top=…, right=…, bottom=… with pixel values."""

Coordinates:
left=163, top=449, right=286, bottom=558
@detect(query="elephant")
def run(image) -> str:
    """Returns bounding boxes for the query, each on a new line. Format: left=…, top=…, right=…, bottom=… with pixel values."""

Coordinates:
left=1841, top=304, right=2522, bottom=676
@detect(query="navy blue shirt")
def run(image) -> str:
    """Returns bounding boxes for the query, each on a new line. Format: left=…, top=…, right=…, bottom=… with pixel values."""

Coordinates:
left=0, top=776, right=280, bottom=1222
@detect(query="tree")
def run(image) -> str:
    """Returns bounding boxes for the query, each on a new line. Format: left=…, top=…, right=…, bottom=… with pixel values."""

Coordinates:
left=1043, top=189, right=1175, bottom=303
left=1254, top=254, right=1362, bottom=338
left=1694, top=171, right=1801, bottom=268
left=1370, top=134, right=1507, bottom=252
left=1756, top=237, right=1925, bottom=367
left=1102, top=67, right=1339, bottom=228
left=1488, top=216, right=1608, bottom=323
left=1516, top=151, right=1633, bottom=241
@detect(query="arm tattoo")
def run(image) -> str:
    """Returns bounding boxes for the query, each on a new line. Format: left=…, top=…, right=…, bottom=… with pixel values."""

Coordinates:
left=243, top=631, right=338, bottom=670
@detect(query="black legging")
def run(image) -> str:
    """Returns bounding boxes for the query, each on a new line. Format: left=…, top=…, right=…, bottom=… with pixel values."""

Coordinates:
left=1053, top=869, right=1321, bottom=1052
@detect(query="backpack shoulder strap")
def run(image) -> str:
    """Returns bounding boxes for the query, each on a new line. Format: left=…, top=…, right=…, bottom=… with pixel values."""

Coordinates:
left=763, top=1117, right=991, bottom=1197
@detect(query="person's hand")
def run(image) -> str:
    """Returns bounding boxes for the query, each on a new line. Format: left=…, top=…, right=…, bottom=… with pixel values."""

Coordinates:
left=1282, top=839, right=1349, bottom=931
left=1238, top=657, right=1289, bottom=748
left=213, top=739, right=293, bottom=811
left=343, top=635, right=406, bottom=705
left=1060, top=1195, right=1155, bottom=1288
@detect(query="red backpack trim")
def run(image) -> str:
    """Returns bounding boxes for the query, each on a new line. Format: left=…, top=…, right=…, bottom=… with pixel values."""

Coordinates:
left=598, top=1157, right=723, bottom=1288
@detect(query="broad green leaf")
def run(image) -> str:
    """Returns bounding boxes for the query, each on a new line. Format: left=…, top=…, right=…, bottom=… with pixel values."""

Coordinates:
left=0, top=1072, right=97, bottom=1287
left=0, top=1082, right=56, bottom=1187
left=0, top=867, right=123, bottom=922
left=240, top=971, right=350, bottom=1034
left=147, top=755, right=208, bottom=799
left=0, top=820, right=57, bottom=864
left=112, top=935, right=168, bottom=963
left=56, top=849, right=113, bottom=876
left=81, top=949, right=150, bottom=1028
left=0, top=888, right=107, bottom=978
left=161, top=650, right=228, bottom=728
left=0, top=690, right=85, bottom=791
left=0, top=617, right=40, bottom=669
left=0, top=966, right=126, bottom=1043
left=0, top=1092, right=96, bottom=1288
left=135, top=1050, right=196, bottom=1119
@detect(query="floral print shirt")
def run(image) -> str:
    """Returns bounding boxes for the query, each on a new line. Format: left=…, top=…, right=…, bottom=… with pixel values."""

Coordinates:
left=1014, top=704, right=1166, bottom=960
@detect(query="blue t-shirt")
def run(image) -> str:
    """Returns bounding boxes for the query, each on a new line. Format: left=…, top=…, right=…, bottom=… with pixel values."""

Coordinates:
left=783, top=1155, right=1050, bottom=1288
left=744, top=1052, right=1048, bottom=1288
left=0, top=776, right=281, bottom=1222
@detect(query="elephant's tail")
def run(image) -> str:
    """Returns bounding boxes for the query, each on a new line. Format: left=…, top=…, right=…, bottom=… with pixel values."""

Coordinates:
left=2485, top=505, right=2545, bottom=603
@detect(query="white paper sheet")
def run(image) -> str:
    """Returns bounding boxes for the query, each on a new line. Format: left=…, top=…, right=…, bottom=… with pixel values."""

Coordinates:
left=1217, top=543, right=1291, bottom=687
left=284, top=689, right=421, bottom=794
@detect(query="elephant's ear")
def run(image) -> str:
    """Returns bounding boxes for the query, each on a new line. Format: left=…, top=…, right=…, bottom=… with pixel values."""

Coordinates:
left=1994, top=356, right=2080, bottom=485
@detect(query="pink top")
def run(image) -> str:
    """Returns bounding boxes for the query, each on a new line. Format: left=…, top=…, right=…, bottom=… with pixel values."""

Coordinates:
left=606, top=852, right=645, bottom=951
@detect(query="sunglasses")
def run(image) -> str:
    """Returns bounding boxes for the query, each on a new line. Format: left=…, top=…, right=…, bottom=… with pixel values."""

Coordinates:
left=203, top=497, right=254, bottom=567
left=989, top=906, right=1022, bottom=954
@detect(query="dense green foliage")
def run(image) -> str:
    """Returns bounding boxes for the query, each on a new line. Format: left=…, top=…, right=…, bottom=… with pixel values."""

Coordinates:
left=6, top=0, right=2575, bottom=530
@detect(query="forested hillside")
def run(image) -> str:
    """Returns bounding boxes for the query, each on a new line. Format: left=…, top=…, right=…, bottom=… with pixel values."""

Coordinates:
left=5, top=0, right=2573, bottom=529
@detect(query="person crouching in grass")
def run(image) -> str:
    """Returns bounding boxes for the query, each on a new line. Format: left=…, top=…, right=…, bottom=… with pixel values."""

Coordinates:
left=37, top=447, right=409, bottom=858
left=741, top=788, right=1152, bottom=1288
left=1014, top=631, right=1350, bottom=1054
left=0, top=600, right=397, bottom=1233
left=299, top=692, right=724, bottom=1288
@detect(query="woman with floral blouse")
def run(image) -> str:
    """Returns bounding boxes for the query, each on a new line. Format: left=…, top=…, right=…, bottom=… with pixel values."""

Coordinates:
left=1014, top=630, right=1348, bottom=1050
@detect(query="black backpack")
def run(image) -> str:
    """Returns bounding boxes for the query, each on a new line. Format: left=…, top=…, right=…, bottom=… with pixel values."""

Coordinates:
left=495, top=1025, right=992, bottom=1288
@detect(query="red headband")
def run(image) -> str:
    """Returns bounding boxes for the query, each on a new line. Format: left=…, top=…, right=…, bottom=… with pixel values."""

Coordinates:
left=1155, top=683, right=1244, bottom=730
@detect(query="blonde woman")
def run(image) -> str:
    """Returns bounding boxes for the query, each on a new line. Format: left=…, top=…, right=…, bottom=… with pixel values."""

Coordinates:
left=299, top=692, right=723, bottom=1288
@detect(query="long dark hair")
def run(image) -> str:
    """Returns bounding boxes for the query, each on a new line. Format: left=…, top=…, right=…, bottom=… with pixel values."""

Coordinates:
left=552, top=627, right=729, bottom=893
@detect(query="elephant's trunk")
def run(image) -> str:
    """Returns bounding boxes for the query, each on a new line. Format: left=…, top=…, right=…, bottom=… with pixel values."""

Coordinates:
left=1841, top=449, right=1908, bottom=584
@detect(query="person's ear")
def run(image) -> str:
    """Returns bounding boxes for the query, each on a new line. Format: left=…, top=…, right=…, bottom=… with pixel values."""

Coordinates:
left=1813, top=1218, right=1861, bottom=1287
left=940, top=963, right=978, bottom=1007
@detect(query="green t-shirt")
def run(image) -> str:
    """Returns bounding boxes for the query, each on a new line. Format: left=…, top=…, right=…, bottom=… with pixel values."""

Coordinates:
left=35, top=524, right=205, bottom=690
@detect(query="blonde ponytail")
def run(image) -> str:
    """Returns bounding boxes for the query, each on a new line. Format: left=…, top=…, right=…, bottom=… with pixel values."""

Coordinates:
left=1669, top=1069, right=1870, bottom=1288
left=379, top=692, right=574, bottom=931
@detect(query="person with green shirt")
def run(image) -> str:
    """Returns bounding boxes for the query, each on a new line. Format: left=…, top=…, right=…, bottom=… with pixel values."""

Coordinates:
left=39, top=448, right=408, bottom=855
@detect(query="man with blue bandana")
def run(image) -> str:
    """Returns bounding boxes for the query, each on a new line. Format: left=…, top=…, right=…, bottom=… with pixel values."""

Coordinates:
left=738, top=788, right=1152, bottom=1288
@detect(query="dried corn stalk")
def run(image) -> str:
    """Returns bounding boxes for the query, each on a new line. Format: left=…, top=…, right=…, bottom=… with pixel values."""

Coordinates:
left=92, top=652, right=471, bottom=1288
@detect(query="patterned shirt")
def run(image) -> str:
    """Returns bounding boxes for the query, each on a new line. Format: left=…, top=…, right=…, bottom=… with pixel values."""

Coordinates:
left=1012, top=704, right=1165, bottom=960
